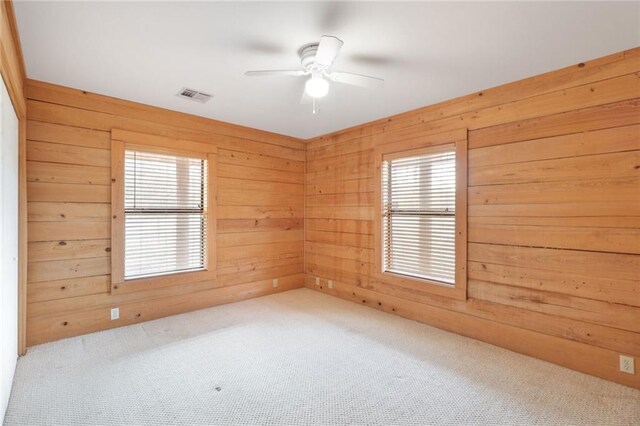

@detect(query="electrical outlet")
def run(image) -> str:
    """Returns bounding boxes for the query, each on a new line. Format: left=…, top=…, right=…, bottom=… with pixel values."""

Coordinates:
left=272, top=278, right=278, bottom=288
left=620, top=355, right=635, bottom=374
left=328, top=280, right=333, bottom=289
left=315, top=277, right=320, bottom=286
left=110, top=307, right=119, bottom=320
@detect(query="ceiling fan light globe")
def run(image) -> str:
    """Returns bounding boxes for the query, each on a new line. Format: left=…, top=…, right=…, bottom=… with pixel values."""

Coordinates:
left=305, top=77, right=329, bottom=98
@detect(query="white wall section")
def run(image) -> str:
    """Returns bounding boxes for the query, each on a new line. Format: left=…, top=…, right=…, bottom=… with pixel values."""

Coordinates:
left=0, top=74, right=20, bottom=423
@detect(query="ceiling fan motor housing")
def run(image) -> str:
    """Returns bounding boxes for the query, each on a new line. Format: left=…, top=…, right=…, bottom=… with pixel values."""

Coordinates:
left=299, top=43, right=321, bottom=71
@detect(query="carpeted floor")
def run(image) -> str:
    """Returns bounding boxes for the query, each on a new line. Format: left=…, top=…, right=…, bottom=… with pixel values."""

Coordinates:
left=4, top=288, right=639, bottom=425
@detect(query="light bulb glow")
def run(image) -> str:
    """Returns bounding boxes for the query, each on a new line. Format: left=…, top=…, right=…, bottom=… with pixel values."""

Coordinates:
left=305, top=76, right=329, bottom=98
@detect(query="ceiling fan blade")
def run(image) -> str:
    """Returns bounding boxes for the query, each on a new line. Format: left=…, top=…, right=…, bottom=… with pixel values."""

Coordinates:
left=328, top=71, right=384, bottom=89
left=245, top=70, right=307, bottom=77
left=315, top=36, right=343, bottom=67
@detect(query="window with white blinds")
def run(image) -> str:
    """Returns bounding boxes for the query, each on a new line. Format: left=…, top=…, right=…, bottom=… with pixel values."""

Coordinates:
left=381, top=146, right=456, bottom=284
left=124, top=149, right=207, bottom=280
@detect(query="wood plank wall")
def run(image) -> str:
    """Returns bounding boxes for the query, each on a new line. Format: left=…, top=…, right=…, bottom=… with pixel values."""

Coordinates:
left=25, top=80, right=306, bottom=346
left=305, top=48, right=640, bottom=388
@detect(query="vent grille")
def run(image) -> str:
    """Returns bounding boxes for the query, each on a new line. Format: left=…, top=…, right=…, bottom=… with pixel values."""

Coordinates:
left=176, top=88, right=213, bottom=103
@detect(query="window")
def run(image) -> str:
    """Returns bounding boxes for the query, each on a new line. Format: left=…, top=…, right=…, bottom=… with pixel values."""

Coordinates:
left=111, top=129, right=217, bottom=293
left=374, top=130, right=467, bottom=300
left=382, top=146, right=456, bottom=284
left=124, top=150, right=207, bottom=279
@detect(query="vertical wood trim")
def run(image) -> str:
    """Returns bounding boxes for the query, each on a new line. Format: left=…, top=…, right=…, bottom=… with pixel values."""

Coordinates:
left=206, top=150, right=217, bottom=275
left=0, top=1, right=25, bottom=117
left=454, top=134, right=468, bottom=299
left=4, top=1, right=25, bottom=85
left=110, top=138, right=125, bottom=290
left=373, top=138, right=383, bottom=277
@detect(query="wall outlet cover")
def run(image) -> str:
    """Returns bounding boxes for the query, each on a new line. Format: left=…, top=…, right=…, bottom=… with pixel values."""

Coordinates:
left=328, top=280, right=333, bottom=289
left=272, top=278, right=278, bottom=288
left=620, top=355, right=635, bottom=374
left=110, top=307, right=119, bottom=320
left=315, top=277, right=320, bottom=285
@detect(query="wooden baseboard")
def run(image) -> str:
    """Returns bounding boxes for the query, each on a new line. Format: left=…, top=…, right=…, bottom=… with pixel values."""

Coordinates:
left=304, top=277, right=639, bottom=389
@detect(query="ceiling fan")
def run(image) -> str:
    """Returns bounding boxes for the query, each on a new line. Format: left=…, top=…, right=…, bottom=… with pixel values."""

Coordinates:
left=245, top=36, right=384, bottom=112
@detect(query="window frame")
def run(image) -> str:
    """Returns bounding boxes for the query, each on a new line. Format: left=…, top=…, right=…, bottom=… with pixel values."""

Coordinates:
left=110, top=129, right=217, bottom=294
left=373, top=129, right=468, bottom=300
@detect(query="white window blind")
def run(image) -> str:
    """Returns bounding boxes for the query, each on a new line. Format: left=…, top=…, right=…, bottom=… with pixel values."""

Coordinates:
left=124, top=150, right=207, bottom=280
left=382, top=146, right=456, bottom=284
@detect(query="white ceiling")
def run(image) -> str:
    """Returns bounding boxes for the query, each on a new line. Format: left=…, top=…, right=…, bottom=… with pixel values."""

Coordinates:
left=14, top=1, right=640, bottom=139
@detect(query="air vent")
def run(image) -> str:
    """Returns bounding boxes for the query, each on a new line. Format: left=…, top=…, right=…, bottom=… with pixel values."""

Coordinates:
left=176, top=88, right=213, bottom=103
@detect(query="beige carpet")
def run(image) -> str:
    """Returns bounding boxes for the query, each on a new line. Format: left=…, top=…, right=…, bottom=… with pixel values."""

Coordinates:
left=4, top=288, right=639, bottom=425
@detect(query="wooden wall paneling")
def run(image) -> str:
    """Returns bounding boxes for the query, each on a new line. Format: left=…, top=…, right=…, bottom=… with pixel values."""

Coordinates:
left=27, top=161, right=111, bottom=185
left=469, top=151, right=640, bottom=186
left=28, top=257, right=111, bottom=283
left=217, top=205, right=302, bottom=220
left=469, top=98, right=640, bottom=148
left=305, top=48, right=640, bottom=388
left=306, top=230, right=374, bottom=248
left=310, top=73, right=640, bottom=151
left=27, top=99, right=305, bottom=162
left=307, top=177, right=374, bottom=196
left=219, top=163, right=304, bottom=184
left=310, top=49, right=639, bottom=147
left=218, top=241, right=304, bottom=263
left=355, top=277, right=640, bottom=357
left=28, top=275, right=111, bottom=303
left=28, top=239, right=111, bottom=262
left=26, top=274, right=304, bottom=346
left=306, top=218, right=374, bottom=234
left=26, top=80, right=305, bottom=346
left=469, top=177, right=639, bottom=205
left=26, top=79, right=304, bottom=150
left=217, top=254, right=303, bottom=276
left=218, top=230, right=304, bottom=247
left=467, top=124, right=640, bottom=168
left=27, top=120, right=111, bottom=149
left=218, top=177, right=303, bottom=194
left=469, top=202, right=640, bottom=221
left=467, top=262, right=639, bottom=309
left=467, top=243, right=639, bottom=281
left=217, top=218, right=303, bottom=233
left=28, top=222, right=109, bottom=242
left=27, top=202, right=110, bottom=222
left=310, top=278, right=640, bottom=389
left=27, top=140, right=110, bottom=167
left=469, top=223, right=640, bottom=254
left=218, top=148, right=304, bottom=173
left=467, top=280, right=640, bottom=332
left=27, top=181, right=110, bottom=203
